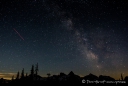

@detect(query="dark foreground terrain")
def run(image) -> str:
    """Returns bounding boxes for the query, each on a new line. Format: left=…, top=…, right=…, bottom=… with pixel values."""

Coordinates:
left=0, top=72, right=128, bottom=86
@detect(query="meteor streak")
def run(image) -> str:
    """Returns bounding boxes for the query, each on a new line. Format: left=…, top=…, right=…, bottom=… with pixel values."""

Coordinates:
left=13, top=28, right=24, bottom=40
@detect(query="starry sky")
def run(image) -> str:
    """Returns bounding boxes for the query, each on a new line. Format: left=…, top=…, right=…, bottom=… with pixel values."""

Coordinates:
left=0, top=0, right=128, bottom=80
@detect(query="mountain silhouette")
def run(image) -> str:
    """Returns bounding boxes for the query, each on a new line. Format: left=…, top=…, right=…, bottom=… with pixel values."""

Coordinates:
left=0, top=64, right=127, bottom=85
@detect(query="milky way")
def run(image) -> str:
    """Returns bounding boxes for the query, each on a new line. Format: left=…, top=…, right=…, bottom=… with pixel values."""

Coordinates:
left=44, top=0, right=128, bottom=78
left=0, top=0, right=128, bottom=80
left=51, top=2, right=123, bottom=62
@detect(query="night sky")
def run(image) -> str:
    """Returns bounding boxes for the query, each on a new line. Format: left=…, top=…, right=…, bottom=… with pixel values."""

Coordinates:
left=0, top=0, right=128, bottom=80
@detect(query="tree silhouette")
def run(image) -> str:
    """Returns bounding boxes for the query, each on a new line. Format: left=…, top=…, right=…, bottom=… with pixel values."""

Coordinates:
left=30, top=65, right=34, bottom=81
left=21, top=68, right=24, bottom=79
left=1, top=63, right=128, bottom=85
left=11, top=75, right=14, bottom=81
left=47, top=73, right=51, bottom=77
left=31, top=65, right=34, bottom=76
left=16, top=71, right=20, bottom=80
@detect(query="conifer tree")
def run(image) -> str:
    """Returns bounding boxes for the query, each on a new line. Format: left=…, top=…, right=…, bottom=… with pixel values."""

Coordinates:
left=31, top=65, right=34, bottom=76
left=21, top=68, right=24, bottom=79
left=16, top=71, right=20, bottom=79
left=12, top=75, right=14, bottom=81
left=47, top=73, right=51, bottom=77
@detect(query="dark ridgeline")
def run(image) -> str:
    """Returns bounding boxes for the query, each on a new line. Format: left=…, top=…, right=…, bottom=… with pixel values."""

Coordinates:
left=0, top=63, right=128, bottom=85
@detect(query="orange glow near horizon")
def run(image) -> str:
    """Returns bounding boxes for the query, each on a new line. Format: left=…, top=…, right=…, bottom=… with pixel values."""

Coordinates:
left=0, top=72, right=128, bottom=80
